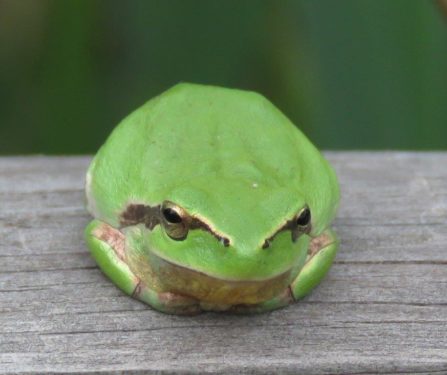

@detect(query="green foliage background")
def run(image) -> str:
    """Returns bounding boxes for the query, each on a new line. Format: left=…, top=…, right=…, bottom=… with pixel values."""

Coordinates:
left=0, top=0, right=446, bottom=154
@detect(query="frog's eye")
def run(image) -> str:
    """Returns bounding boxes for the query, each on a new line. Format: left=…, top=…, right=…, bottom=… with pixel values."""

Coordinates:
left=296, top=207, right=311, bottom=229
left=161, top=201, right=189, bottom=240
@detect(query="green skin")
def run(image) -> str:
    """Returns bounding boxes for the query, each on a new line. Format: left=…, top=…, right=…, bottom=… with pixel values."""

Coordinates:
left=85, top=83, right=339, bottom=315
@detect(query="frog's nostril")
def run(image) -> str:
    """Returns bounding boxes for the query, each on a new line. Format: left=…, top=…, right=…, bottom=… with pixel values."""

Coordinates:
left=221, top=238, right=230, bottom=247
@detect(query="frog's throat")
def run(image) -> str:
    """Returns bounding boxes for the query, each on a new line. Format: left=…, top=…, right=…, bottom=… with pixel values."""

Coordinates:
left=128, top=249, right=294, bottom=305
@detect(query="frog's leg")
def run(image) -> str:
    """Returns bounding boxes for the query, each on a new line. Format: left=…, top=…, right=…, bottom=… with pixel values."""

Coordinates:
left=290, top=228, right=338, bottom=300
left=85, top=219, right=201, bottom=315
left=231, top=229, right=338, bottom=314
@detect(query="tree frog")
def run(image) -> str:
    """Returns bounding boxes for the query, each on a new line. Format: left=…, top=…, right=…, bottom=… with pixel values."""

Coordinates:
left=85, top=83, right=339, bottom=314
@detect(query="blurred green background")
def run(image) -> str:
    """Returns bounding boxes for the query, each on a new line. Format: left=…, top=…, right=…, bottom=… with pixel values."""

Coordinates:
left=0, top=0, right=446, bottom=154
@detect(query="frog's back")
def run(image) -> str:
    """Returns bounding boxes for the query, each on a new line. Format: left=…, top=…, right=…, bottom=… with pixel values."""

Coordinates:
left=86, top=83, right=337, bottom=236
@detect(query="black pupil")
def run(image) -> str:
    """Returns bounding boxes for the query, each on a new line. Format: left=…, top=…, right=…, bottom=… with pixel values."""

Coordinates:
left=296, top=208, right=311, bottom=226
left=162, top=208, right=182, bottom=223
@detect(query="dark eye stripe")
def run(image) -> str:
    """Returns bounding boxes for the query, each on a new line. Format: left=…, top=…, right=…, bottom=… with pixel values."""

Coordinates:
left=262, top=206, right=312, bottom=249
left=119, top=201, right=231, bottom=246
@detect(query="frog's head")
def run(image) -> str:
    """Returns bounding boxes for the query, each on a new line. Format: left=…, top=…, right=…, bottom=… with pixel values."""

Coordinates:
left=88, top=83, right=339, bottom=304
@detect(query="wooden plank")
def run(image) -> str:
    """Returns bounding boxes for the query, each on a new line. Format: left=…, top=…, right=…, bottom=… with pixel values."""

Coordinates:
left=0, top=153, right=446, bottom=374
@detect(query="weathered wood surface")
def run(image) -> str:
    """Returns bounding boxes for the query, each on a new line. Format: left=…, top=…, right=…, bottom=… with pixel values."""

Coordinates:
left=0, top=152, right=446, bottom=375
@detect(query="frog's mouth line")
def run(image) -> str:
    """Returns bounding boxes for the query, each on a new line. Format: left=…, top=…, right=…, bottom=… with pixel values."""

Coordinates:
left=152, top=230, right=334, bottom=283
left=151, top=248, right=294, bottom=283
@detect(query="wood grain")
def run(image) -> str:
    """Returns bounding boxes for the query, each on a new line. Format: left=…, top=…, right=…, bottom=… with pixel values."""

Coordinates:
left=0, top=153, right=446, bottom=374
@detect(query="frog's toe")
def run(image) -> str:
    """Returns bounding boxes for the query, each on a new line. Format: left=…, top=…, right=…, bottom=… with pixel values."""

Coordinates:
left=290, top=228, right=339, bottom=300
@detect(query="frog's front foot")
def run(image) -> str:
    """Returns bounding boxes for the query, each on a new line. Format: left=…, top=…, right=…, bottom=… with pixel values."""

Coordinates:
left=85, top=220, right=201, bottom=315
left=290, top=228, right=338, bottom=300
